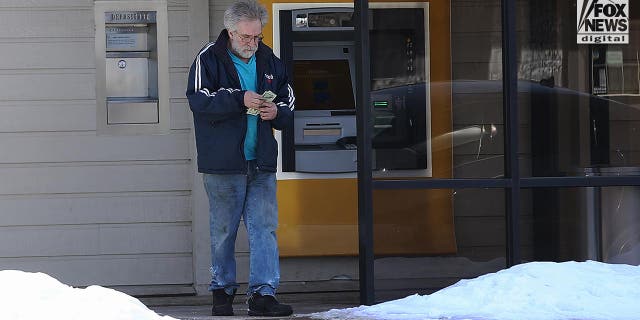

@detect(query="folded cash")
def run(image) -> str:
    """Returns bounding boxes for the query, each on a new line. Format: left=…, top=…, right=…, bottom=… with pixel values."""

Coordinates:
left=246, top=108, right=260, bottom=116
left=260, top=90, right=277, bottom=102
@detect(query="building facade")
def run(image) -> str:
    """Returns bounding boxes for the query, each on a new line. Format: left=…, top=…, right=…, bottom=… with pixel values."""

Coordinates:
left=0, top=0, right=638, bottom=302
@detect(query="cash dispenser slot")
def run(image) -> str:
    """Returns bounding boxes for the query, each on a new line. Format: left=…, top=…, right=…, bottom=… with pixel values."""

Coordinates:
left=303, top=123, right=342, bottom=137
left=294, top=116, right=357, bottom=173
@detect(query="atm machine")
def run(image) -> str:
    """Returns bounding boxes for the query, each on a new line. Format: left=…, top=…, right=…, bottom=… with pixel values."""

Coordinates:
left=279, top=5, right=431, bottom=175
left=280, top=8, right=358, bottom=173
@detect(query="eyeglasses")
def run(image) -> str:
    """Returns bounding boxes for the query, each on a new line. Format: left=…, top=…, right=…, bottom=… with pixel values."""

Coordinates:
left=233, top=32, right=263, bottom=44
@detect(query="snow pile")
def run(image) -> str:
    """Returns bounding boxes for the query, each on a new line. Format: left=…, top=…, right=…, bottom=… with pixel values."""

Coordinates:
left=313, top=261, right=640, bottom=320
left=0, top=270, right=176, bottom=320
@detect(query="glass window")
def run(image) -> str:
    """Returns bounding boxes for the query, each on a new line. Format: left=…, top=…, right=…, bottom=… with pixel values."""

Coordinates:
left=370, top=0, right=510, bottom=302
left=369, top=1, right=506, bottom=179
left=374, top=188, right=507, bottom=302
left=522, top=187, right=640, bottom=265
left=369, top=5, right=432, bottom=176
left=518, top=0, right=640, bottom=177
left=448, top=0, right=506, bottom=179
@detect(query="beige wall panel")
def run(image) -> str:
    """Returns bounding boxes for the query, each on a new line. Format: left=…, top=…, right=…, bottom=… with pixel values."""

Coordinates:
left=0, top=9, right=93, bottom=38
left=168, top=0, right=188, bottom=6
left=169, top=38, right=191, bottom=68
left=0, top=255, right=192, bottom=286
left=0, top=0, right=199, bottom=294
left=209, top=0, right=236, bottom=39
left=0, top=132, right=190, bottom=163
left=0, top=193, right=190, bottom=226
left=170, top=69, right=188, bottom=99
left=0, top=101, right=95, bottom=132
left=210, top=9, right=225, bottom=39
left=0, top=41, right=93, bottom=70
left=0, top=224, right=191, bottom=257
left=168, top=9, right=189, bottom=36
left=99, top=223, right=191, bottom=254
left=188, top=0, right=212, bottom=295
left=0, top=1, right=92, bottom=8
left=0, top=163, right=189, bottom=194
left=0, top=101, right=190, bottom=132
left=0, top=73, right=94, bottom=101
left=171, top=99, right=191, bottom=130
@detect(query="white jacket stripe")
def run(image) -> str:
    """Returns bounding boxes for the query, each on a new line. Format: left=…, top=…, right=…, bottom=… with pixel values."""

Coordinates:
left=194, top=42, right=215, bottom=93
left=199, top=87, right=240, bottom=97
left=286, top=84, right=295, bottom=110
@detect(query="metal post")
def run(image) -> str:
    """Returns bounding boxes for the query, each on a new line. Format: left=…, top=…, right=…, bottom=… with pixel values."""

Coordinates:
left=593, top=187, right=603, bottom=261
left=502, top=0, right=521, bottom=266
left=355, top=0, right=375, bottom=305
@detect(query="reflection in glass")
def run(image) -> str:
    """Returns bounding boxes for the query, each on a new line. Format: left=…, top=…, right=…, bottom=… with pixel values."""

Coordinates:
left=515, top=0, right=640, bottom=177
left=525, top=187, right=640, bottom=266
left=369, top=7, right=430, bottom=174
left=374, top=188, right=507, bottom=302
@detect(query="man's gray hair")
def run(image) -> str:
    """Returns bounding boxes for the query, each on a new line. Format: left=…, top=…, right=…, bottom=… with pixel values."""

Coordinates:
left=224, top=0, right=269, bottom=31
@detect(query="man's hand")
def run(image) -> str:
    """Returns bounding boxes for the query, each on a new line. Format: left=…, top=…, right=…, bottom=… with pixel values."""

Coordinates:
left=259, top=102, right=278, bottom=120
left=244, top=91, right=263, bottom=112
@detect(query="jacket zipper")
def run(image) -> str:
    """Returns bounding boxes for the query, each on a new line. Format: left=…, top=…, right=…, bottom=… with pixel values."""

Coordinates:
left=255, top=58, right=265, bottom=172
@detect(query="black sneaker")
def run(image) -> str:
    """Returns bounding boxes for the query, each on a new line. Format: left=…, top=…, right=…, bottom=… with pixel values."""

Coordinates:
left=212, top=288, right=236, bottom=316
left=247, top=293, right=293, bottom=317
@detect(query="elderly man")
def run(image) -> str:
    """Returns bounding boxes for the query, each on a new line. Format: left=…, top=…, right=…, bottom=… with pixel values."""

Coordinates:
left=185, top=0, right=295, bottom=316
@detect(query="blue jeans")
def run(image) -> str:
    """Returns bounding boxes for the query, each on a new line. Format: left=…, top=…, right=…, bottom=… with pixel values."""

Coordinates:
left=203, top=161, right=280, bottom=296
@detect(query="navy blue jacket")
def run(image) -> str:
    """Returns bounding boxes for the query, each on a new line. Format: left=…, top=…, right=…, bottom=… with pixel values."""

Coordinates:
left=186, top=30, right=295, bottom=174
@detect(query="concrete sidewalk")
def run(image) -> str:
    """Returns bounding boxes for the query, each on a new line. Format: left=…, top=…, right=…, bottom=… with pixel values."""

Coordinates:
left=144, top=292, right=360, bottom=320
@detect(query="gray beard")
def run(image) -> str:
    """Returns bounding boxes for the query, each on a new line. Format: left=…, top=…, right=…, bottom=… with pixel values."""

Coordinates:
left=230, top=41, right=257, bottom=60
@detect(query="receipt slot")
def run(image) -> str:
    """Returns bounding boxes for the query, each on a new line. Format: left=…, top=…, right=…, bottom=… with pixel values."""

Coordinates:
left=95, top=1, right=169, bottom=134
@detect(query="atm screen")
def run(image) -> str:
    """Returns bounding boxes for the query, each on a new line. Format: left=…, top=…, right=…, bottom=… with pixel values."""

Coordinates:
left=293, top=59, right=355, bottom=111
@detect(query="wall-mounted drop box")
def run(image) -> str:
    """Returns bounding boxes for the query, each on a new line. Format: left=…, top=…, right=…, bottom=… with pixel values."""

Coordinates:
left=95, top=1, right=169, bottom=135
